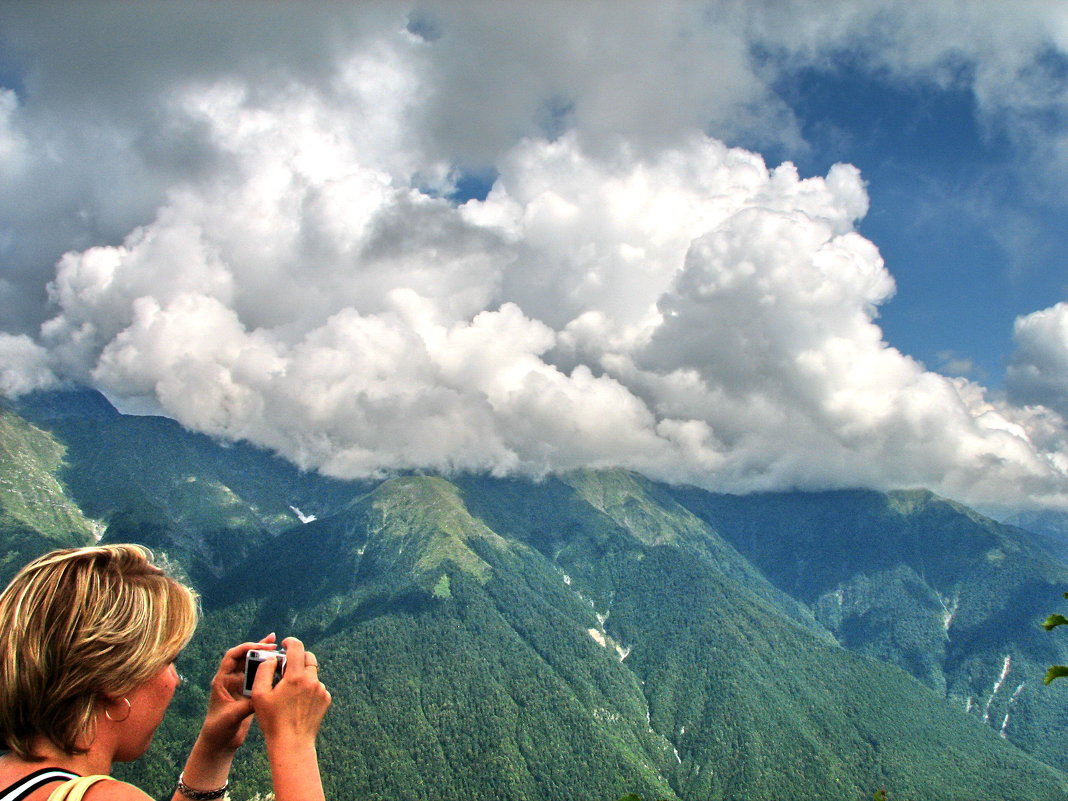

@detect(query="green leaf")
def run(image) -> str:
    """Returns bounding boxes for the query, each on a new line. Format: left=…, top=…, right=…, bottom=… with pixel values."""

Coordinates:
left=1044, top=664, right=1068, bottom=685
left=617, top=795, right=644, bottom=801
left=1042, top=613, right=1068, bottom=631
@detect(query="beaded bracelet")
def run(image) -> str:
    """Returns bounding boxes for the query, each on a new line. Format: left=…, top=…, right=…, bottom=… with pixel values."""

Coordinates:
left=176, top=772, right=229, bottom=801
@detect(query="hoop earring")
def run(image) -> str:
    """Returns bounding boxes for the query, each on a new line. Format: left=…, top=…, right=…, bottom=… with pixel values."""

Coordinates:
left=104, top=697, right=131, bottom=723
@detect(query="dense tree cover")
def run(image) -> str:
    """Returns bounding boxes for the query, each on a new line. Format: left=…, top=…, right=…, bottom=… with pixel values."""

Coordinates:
left=669, top=485, right=1068, bottom=772
left=114, top=473, right=1067, bottom=801
left=5, top=391, right=1068, bottom=800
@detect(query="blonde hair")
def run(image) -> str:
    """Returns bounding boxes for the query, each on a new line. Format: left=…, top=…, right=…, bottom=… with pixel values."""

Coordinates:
left=0, top=544, right=199, bottom=758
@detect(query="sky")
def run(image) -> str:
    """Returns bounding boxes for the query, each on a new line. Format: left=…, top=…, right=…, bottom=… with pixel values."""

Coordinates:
left=1, top=1, right=1068, bottom=514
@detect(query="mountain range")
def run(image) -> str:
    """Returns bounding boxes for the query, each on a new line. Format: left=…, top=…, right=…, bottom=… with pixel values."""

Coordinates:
left=3, top=388, right=1068, bottom=800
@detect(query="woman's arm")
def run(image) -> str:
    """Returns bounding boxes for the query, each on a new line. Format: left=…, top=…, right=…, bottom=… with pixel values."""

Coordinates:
left=250, top=637, right=332, bottom=801
left=171, top=636, right=277, bottom=801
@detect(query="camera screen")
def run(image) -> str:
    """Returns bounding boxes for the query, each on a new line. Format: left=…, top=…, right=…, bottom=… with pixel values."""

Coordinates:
left=242, top=649, right=286, bottom=696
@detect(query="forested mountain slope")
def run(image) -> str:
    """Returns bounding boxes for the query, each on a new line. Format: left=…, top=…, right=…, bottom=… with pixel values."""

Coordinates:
left=4, top=390, right=1068, bottom=800
left=0, top=401, right=96, bottom=569
left=11, top=389, right=360, bottom=587
left=668, top=486, right=1068, bottom=772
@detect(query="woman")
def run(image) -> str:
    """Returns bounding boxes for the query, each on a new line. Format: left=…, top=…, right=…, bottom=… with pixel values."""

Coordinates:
left=0, top=544, right=331, bottom=801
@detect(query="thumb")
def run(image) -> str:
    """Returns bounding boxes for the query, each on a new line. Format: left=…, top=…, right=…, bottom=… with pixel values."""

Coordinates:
left=251, top=652, right=282, bottom=696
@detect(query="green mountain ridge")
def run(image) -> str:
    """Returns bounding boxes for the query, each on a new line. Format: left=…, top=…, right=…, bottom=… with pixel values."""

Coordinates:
left=5, top=390, right=1068, bottom=800
left=9, top=389, right=359, bottom=587
left=0, top=402, right=98, bottom=569
left=199, top=470, right=1068, bottom=800
left=666, top=486, right=1068, bottom=772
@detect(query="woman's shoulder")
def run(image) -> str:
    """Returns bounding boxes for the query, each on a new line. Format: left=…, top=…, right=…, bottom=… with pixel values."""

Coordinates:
left=1, top=776, right=150, bottom=801
left=78, top=776, right=155, bottom=801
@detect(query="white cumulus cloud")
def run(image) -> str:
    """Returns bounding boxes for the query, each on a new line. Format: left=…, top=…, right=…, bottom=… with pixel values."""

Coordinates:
left=0, top=334, right=57, bottom=397
left=1008, top=303, right=1068, bottom=419
left=2, top=2, right=1068, bottom=512
left=14, top=109, right=1068, bottom=509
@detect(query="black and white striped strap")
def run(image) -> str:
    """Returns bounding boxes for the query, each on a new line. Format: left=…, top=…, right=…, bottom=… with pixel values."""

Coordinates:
left=0, top=768, right=79, bottom=801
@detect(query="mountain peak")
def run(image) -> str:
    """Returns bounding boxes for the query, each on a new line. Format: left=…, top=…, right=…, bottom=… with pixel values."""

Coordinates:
left=362, top=475, right=502, bottom=586
left=559, top=468, right=690, bottom=547
left=14, top=387, right=121, bottom=422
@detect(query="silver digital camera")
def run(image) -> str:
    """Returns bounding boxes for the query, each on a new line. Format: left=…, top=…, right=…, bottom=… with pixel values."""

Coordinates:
left=242, top=648, right=286, bottom=696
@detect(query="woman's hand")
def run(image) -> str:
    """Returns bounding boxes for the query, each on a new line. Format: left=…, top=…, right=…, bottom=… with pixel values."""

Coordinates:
left=250, top=636, right=331, bottom=745
left=251, top=637, right=331, bottom=801
left=197, top=633, right=278, bottom=753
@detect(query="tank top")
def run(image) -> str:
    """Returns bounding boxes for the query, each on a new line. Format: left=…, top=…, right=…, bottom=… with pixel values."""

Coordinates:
left=0, top=768, right=78, bottom=801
